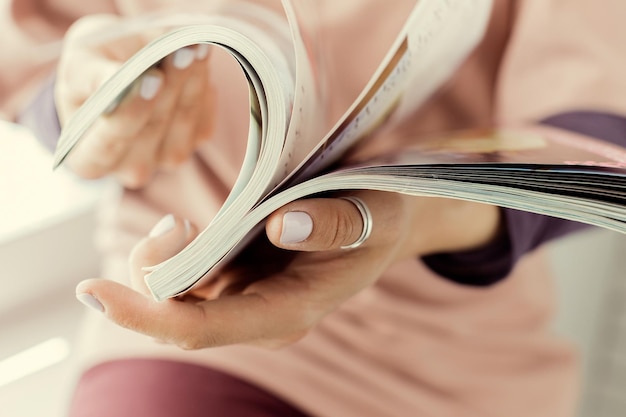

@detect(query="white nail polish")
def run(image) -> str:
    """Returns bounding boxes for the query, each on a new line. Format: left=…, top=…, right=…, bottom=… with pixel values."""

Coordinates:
left=173, top=47, right=195, bottom=69
left=139, top=74, right=161, bottom=100
left=76, top=293, right=105, bottom=313
left=196, top=44, right=210, bottom=60
left=149, top=214, right=176, bottom=238
left=280, top=211, right=313, bottom=244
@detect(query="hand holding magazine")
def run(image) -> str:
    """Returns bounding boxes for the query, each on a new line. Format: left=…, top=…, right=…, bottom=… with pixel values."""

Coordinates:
left=54, top=0, right=626, bottom=301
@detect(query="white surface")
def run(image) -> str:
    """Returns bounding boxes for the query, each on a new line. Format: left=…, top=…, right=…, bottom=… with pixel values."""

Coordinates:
left=550, top=230, right=620, bottom=373
left=0, top=121, right=99, bottom=243
left=549, top=229, right=626, bottom=417
left=0, top=122, right=102, bottom=417
left=0, top=121, right=102, bottom=312
left=0, top=337, right=70, bottom=388
left=0, top=287, right=84, bottom=417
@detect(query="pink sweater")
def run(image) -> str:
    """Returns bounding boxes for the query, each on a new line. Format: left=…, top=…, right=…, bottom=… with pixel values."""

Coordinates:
left=3, top=1, right=626, bottom=416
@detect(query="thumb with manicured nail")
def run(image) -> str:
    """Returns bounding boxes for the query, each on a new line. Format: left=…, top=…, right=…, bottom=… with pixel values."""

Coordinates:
left=265, top=196, right=372, bottom=252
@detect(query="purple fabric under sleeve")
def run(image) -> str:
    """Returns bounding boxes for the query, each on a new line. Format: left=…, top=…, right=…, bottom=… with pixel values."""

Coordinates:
left=423, top=111, right=626, bottom=286
left=17, top=75, right=61, bottom=152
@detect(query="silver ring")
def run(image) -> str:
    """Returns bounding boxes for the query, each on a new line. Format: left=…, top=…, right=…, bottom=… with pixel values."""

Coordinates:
left=339, top=196, right=373, bottom=250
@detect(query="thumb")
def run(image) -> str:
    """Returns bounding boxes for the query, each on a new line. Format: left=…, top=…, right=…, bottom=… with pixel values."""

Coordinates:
left=129, top=214, right=198, bottom=293
left=265, top=196, right=372, bottom=252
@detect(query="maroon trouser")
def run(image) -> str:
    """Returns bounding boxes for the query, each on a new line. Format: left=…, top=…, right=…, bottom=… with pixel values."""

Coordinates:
left=69, top=359, right=310, bottom=417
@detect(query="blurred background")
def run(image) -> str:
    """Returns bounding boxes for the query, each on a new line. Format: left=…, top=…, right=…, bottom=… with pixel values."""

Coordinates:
left=0, top=121, right=101, bottom=417
left=1, top=120, right=626, bottom=416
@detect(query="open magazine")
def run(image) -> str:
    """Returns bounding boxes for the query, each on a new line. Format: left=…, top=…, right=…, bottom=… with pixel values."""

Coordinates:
left=53, top=0, right=626, bottom=301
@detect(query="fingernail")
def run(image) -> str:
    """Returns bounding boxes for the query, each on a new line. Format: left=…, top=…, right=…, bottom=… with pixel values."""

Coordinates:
left=280, top=211, right=313, bottom=244
left=196, top=44, right=210, bottom=60
left=149, top=214, right=176, bottom=238
left=139, top=74, right=161, bottom=100
left=173, top=47, right=195, bottom=69
left=76, top=292, right=105, bottom=313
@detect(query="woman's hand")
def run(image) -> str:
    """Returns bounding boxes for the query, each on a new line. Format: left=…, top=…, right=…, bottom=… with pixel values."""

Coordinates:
left=56, top=15, right=215, bottom=188
left=75, top=192, right=500, bottom=349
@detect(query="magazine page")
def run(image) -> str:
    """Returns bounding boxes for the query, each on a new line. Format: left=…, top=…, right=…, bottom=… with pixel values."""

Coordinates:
left=330, top=126, right=626, bottom=209
left=362, top=127, right=626, bottom=169
left=272, top=0, right=326, bottom=183
left=282, top=0, right=494, bottom=185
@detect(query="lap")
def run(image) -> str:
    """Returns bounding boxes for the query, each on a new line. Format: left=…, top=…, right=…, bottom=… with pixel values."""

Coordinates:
left=68, top=358, right=310, bottom=417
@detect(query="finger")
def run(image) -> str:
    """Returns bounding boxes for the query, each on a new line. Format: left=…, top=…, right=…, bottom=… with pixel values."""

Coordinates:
left=265, top=196, right=372, bottom=251
left=65, top=69, right=164, bottom=179
left=75, top=276, right=305, bottom=349
left=129, top=214, right=197, bottom=294
left=192, top=46, right=215, bottom=145
left=193, top=79, right=216, bottom=144
left=159, top=46, right=212, bottom=168
left=114, top=46, right=207, bottom=186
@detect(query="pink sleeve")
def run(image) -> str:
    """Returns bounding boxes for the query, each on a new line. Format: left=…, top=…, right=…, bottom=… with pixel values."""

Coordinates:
left=497, top=0, right=626, bottom=122
left=0, top=0, right=117, bottom=120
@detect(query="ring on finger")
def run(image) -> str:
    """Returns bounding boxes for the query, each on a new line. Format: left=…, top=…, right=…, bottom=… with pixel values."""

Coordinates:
left=339, top=196, right=373, bottom=250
